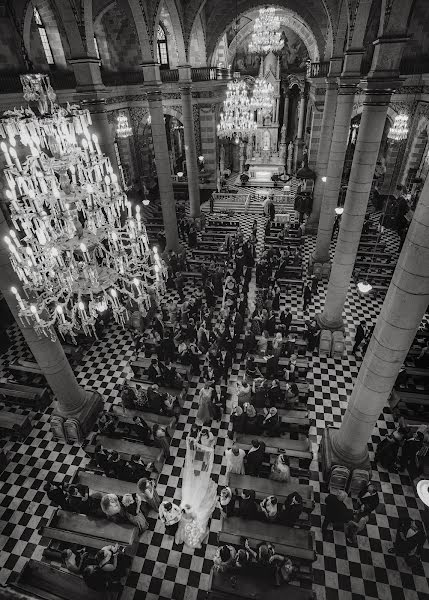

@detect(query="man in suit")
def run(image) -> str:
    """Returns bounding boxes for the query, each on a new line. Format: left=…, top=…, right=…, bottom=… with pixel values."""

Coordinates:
left=352, top=320, right=367, bottom=355
left=303, top=283, right=312, bottom=312
left=132, top=416, right=152, bottom=445
left=147, top=358, right=164, bottom=384
left=153, top=313, right=164, bottom=338
left=280, top=309, right=293, bottom=336
left=356, top=483, right=379, bottom=517
left=398, top=431, right=424, bottom=477
left=245, top=439, right=266, bottom=476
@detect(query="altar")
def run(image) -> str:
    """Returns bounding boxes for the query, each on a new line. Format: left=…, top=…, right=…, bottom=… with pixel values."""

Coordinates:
left=248, top=151, right=285, bottom=183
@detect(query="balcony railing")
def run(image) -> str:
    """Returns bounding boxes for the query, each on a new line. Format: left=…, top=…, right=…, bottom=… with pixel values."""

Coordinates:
left=101, top=70, right=144, bottom=86
left=191, top=67, right=231, bottom=81
left=160, top=69, right=179, bottom=83
left=0, top=70, right=77, bottom=93
left=307, top=61, right=330, bottom=78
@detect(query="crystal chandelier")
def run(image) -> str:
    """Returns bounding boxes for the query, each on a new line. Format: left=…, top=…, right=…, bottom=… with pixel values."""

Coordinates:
left=217, top=80, right=257, bottom=140
left=388, top=114, right=409, bottom=142
left=251, top=78, right=274, bottom=116
left=1, top=74, right=166, bottom=342
left=249, top=7, right=284, bottom=55
left=116, top=111, right=132, bottom=138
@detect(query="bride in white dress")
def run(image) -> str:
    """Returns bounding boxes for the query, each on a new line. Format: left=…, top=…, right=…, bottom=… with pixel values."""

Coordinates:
left=175, top=429, right=218, bottom=548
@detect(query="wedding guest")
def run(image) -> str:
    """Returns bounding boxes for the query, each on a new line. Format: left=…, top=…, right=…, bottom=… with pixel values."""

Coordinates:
left=100, top=493, right=124, bottom=522
left=159, top=501, right=182, bottom=536
left=218, top=486, right=235, bottom=518
left=128, top=454, right=152, bottom=482
left=229, top=405, right=245, bottom=439
left=236, top=489, right=258, bottom=520
left=147, top=358, right=164, bottom=384
left=388, top=518, right=425, bottom=567
left=260, top=495, right=278, bottom=522
left=213, top=545, right=236, bottom=573
left=44, top=481, right=68, bottom=508
left=137, top=478, right=161, bottom=511
left=260, top=407, right=281, bottom=437
left=132, top=416, right=152, bottom=445
left=235, top=538, right=257, bottom=569
left=322, top=491, right=353, bottom=533
left=245, top=355, right=262, bottom=381
left=153, top=424, right=170, bottom=458
left=245, top=440, right=266, bottom=476
left=355, top=483, right=379, bottom=517
left=120, top=493, right=148, bottom=533
left=197, top=380, right=217, bottom=424
left=278, top=492, right=303, bottom=526
left=237, top=380, right=252, bottom=406
left=267, top=379, right=282, bottom=406
left=270, top=452, right=291, bottom=482
left=106, top=451, right=125, bottom=479
left=225, top=445, right=245, bottom=478
left=345, top=514, right=369, bottom=546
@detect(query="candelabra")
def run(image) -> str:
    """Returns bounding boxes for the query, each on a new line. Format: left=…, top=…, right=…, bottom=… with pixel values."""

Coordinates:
left=217, top=80, right=257, bottom=140
left=1, top=74, right=166, bottom=342
left=251, top=78, right=274, bottom=117
left=249, top=7, right=284, bottom=55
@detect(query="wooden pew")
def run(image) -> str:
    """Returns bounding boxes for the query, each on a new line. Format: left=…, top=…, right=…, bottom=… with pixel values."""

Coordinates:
left=354, top=261, right=395, bottom=271
left=229, top=473, right=314, bottom=511
left=236, top=433, right=313, bottom=463
left=192, top=249, right=228, bottom=261
left=358, top=241, right=386, bottom=252
left=404, top=367, right=429, bottom=382
left=128, top=378, right=185, bottom=403
left=253, top=355, right=309, bottom=377
left=110, top=404, right=175, bottom=434
left=390, top=390, right=429, bottom=410
left=72, top=469, right=144, bottom=498
left=0, top=410, right=31, bottom=440
left=8, top=360, right=45, bottom=383
left=10, top=559, right=118, bottom=600
left=0, top=381, right=50, bottom=409
left=182, top=271, right=203, bottom=281
left=211, top=570, right=316, bottom=600
left=86, top=434, right=165, bottom=467
left=219, top=516, right=315, bottom=563
left=41, top=509, right=138, bottom=555
left=356, top=251, right=392, bottom=262
left=130, top=358, right=192, bottom=382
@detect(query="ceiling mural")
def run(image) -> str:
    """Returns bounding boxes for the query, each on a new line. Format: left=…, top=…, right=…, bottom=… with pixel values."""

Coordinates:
left=231, top=25, right=310, bottom=76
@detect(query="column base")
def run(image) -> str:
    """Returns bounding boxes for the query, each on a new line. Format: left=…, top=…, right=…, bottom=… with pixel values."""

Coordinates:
left=315, top=312, right=345, bottom=332
left=320, top=427, right=371, bottom=482
left=308, top=255, right=331, bottom=279
left=51, top=390, right=103, bottom=444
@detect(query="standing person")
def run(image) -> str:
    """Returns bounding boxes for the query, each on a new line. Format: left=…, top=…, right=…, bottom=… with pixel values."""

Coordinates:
left=236, top=489, right=259, bottom=520
left=355, top=483, right=379, bottom=517
left=225, top=445, right=245, bottom=479
left=303, top=282, right=312, bottom=312
left=175, top=271, right=185, bottom=301
left=120, top=493, right=148, bottom=533
left=398, top=431, right=424, bottom=477
left=245, top=440, right=266, bottom=476
left=197, top=380, right=217, bottom=424
left=153, top=424, right=171, bottom=458
left=321, top=491, right=353, bottom=534
left=389, top=518, right=426, bottom=567
left=352, top=320, right=367, bottom=355
left=310, top=275, right=318, bottom=295
left=159, top=501, right=182, bottom=537
left=218, top=486, right=235, bottom=518
left=137, top=478, right=161, bottom=511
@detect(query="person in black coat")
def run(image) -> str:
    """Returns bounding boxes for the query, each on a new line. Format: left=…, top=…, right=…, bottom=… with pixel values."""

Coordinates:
left=153, top=313, right=164, bottom=338
left=44, top=481, right=68, bottom=508
left=278, top=492, right=304, bottom=526
left=399, top=431, right=424, bottom=476
left=352, top=321, right=367, bottom=355
left=356, top=484, right=379, bottom=518
left=280, top=309, right=293, bottom=336
left=236, top=489, right=259, bottom=519
left=220, top=348, right=234, bottom=382
left=303, top=283, right=312, bottom=312
left=322, top=491, right=353, bottom=533
left=245, top=440, right=266, bottom=476
left=147, top=359, right=165, bottom=384
left=132, top=416, right=153, bottom=445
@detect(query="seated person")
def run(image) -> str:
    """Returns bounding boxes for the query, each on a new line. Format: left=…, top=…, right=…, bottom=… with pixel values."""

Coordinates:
left=243, top=403, right=260, bottom=435
left=237, top=380, right=252, bottom=407
left=96, top=414, right=118, bottom=436
left=95, top=543, right=127, bottom=580
left=162, top=359, right=184, bottom=389
left=278, top=491, right=304, bottom=525
left=147, top=358, right=165, bottom=384
left=236, top=488, right=259, bottom=520
left=260, top=407, right=281, bottom=437
left=44, top=481, right=68, bottom=508
left=94, top=444, right=110, bottom=473
left=213, top=544, right=237, bottom=573
left=245, top=356, right=262, bottom=381
left=259, top=495, right=278, bottom=522
left=126, top=454, right=154, bottom=482
left=64, top=484, right=90, bottom=514
left=235, top=538, right=257, bottom=569
left=132, top=416, right=153, bottom=444
left=106, top=451, right=125, bottom=478
left=62, top=547, right=91, bottom=574
left=270, top=452, right=291, bottom=482
left=267, top=379, right=283, bottom=406
left=146, top=384, right=179, bottom=417
left=284, top=382, right=300, bottom=404
left=257, top=542, right=297, bottom=587
left=121, top=381, right=137, bottom=410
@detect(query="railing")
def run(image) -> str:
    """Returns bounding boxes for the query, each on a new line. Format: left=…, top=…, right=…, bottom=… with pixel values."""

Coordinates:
left=160, top=69, right=179, bottom=83
left=0, top=70, right=77, bottom=93
left=306, top=61, right=330, bottom=78
left=191, top=67, right=231, bottom=81
left=101, top=70, right=144, bottom=86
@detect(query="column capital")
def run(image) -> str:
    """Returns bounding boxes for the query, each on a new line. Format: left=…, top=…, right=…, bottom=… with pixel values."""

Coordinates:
left=145, top=88, right=163, bottom=103
left=337, top=75, right=360, bottom=95
left=140, top=62, right=161, bottom=84
left=328, top=56, right=344, bottom=78
left=178, top=65, right=192, bottom=83
left=341, top=49, right=364, bottom=78
left=358, top=76, right=402, bottom=104
left=68, top=56, right=104, bottom=92
left=368, top=35, right=410, bottom=78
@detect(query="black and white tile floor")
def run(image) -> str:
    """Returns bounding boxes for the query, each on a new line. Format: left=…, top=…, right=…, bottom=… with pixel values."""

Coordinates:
left=0, top=200, right=429, bottom=600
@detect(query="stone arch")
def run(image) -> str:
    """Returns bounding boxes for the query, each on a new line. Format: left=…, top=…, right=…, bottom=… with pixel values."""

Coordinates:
left=23, top=0, right=68, bottom=67
left=188, top=13, right=207, bottom=66
left=154, top=0, right=187, bottom=65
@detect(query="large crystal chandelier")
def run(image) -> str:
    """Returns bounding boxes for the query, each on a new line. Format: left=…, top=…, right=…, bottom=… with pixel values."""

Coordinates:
left=249, top=7, right=284, bottom=55
left=251, top=78, right=274, bottom=116
left=1, top=74, right=166, bottom=342
left=217, top=80, right=257, bottom=139
left=387, top=114, right=409, bottom=142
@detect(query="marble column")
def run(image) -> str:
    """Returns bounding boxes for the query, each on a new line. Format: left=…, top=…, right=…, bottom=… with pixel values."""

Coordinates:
left=282, top=89, right=289, bottom=135
left=312, top=78, right=358, bottom=263
left=143, top=64, right=180, bottom=251
left=179, top=66, right=200, bottom=219
left=0, top=207, right=102, bottom=443
left=239, top=140, right=246, bottom=173
left=297, top=92, right=306, bottom=139
left=323, top=164, right=429, bottom=469
left=307, top=79, right=339, bottom=231
left=319, top=79, right=398, bottom=330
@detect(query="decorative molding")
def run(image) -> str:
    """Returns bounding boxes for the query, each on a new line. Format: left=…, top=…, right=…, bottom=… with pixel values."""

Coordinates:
left=193, top=104, right=201, bottom=155
left=162, top=92, right=181, bottom=100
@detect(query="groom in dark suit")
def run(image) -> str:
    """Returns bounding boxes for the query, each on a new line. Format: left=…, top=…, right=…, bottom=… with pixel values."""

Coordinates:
left=245, top=440, right=266, bottom=476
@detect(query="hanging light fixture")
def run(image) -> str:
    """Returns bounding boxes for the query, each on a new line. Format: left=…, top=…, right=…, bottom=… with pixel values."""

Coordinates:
left=217, top=79, right=257, bottom=140
left=116, top=111, right=133, bottom=138
left=249, top=7, right=284, bottom=55
left=251, top=77, right=274, bottom=116
left=357, top=280, right=372, bottom=294
left=335, top=206, right=344, bottom=215
left=388, top=113, right=409, bottom=142
left=1, top=74, right=166, bottom=342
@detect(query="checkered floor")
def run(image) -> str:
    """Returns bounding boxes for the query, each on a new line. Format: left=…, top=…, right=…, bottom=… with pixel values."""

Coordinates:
left=1, top=197, right=429, bottom=600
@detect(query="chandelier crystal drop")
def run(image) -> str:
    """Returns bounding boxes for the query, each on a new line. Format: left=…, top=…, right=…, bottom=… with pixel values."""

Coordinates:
left=217, top=79, right=257, bottom=140
left=249, top=7, right=284, bottom=55
left=116, top=111, right=133, bottom=138
left=1, top=74, right=166, bottom=342
left=251, top=77, right=274, bottom=116
left=387, top=113, right=409, bottom=142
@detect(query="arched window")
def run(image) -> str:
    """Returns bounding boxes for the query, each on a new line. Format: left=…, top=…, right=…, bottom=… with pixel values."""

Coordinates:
left=157, top=25, right=169, bottom=69
left=33, top=6, right=54, bottom=65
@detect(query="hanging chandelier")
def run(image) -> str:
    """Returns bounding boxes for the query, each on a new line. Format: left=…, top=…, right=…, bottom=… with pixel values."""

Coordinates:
left=388, top=114, right=409, bottom=142
left=116, top=111, right=133, bottom=138
left=1, top=74, right=166, bottom=342
left=249, top=7, right=284, bottom=55
left=217, top=79, right=257, bottom=140
left=251, top=77, right=274, bottom=116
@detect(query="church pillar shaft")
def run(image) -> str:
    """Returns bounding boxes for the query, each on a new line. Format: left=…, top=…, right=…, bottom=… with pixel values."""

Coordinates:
left=179, top=67, right=201, bottom=219
left=297, top=93, right=306, bottom=139
left=331, top=168, right=429, bottom=464
left=307, top=79, right=338, bottom=229
left=320, top=82, right=396, bottom=329
left=283, top=91, right=289, bottom=134
left=312, top=79, right=357, bottom=263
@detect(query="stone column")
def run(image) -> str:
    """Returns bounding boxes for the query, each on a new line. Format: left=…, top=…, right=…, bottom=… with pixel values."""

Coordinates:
left=0, top=207, right=102, bottom=443
left=311, top=78, right=358, bottom=263
left=142, top=64, right=180, bottom=251
left=179, top=66, right=201, bottom=219
left=297, top=92, right=306, bottom=139
left=239, top=140, right=246, bottom=173
left=322, top=164, right=429, bottom=470
left=282, top=89, right=289, bottom=134
left=307, top=78, right=339, bottom=231
left=319, top=78, right=399, bottom=330
left=69, top=57, right=104, bottom=92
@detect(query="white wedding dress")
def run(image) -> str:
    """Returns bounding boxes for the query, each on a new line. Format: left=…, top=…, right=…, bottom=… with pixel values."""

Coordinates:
left=175, top=433, right=218, bottom=548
